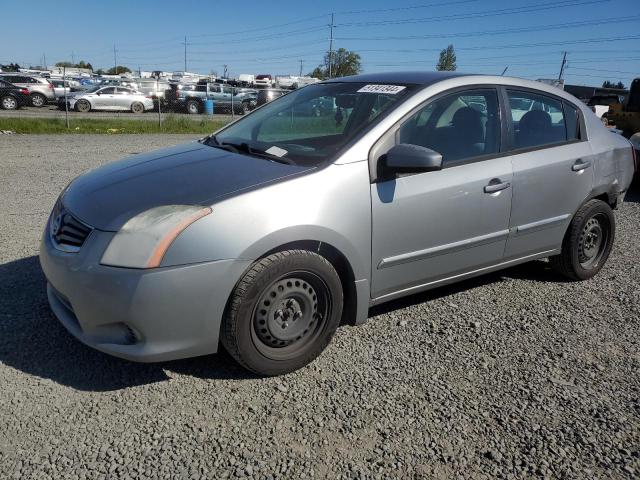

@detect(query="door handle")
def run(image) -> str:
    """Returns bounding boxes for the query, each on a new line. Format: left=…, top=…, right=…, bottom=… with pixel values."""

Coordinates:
left=572, top=159, right=592, bottom=171
left=484, top=179, right=511, bottom=194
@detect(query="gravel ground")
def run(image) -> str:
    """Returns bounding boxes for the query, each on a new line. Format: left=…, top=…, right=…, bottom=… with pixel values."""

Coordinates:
left=0, top=134, right=638, bottom=479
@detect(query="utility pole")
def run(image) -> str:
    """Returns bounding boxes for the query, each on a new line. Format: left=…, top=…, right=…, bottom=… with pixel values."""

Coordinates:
left=299, top=59, right=303, bottom=76
left=71, top=51, right=75, bottom=65
left=182, top=36, right=188, bottom=72
left=43, top=53, right=47, bottom=70
left=223, top=64, right=228, bottom=78
left=328, top=13, right=335, bottom=78
left=113, top=44, right=118, bottom=75
left=558, top=51, right=567, bottom=81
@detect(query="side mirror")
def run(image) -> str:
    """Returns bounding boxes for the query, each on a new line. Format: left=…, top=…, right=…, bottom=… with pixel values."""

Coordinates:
left=96, top=91, right=101, bottom=95
left=383, top=144, right=443, bottom=173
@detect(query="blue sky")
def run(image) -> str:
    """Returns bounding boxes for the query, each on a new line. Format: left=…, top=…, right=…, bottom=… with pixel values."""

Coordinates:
left=2, top=0, right=639, bottom=88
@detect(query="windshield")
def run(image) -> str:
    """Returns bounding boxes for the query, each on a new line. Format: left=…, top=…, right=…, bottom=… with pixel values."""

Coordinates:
left=209, top=82, right=414, bottom=165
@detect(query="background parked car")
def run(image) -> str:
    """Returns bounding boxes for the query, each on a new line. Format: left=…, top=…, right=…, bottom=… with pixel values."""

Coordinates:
left=254, top=74, right=273, bottom=88
left=238, top=74, right=255, bottom=87
left=49, top=79, right=84, bottom=99
left=0, top=73, right=55, bottom=107
left=68, top=86, right=153, bottom=113
left=167, top=82, right=256, bottom=114
left=256, top=88, right=289, bottom=107
left=0, top=79, right=30, bottom=110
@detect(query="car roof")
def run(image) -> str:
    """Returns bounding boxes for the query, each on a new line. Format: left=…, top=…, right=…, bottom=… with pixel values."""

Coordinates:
left=324, top=71, right=471, bottom=85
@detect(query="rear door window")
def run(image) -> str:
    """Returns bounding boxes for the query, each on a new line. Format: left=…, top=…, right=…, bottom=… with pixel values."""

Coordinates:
left=563, top=102, right=580, bottom=141
left=506, top=90, right=567, bottom=149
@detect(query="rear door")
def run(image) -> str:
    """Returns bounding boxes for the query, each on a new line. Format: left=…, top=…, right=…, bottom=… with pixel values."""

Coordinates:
left=113, top=87, right=133, bottom=110
left=370, top=87, right=513, bottom=299
left=503, top=88, right=594, bottom=259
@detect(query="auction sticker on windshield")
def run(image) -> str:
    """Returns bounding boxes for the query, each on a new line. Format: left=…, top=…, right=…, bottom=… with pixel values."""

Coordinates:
left=357, top=85, right=406, bottom=94
left=266, top=145, right=288, bottom=157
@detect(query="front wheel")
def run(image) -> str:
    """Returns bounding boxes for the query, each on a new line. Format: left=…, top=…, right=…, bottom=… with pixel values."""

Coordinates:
left=75, top=99, right=91, bottom=113
left=131, top=101, right=144, bottom=114
left=221, top=250, right=344, bottom=376
left=549, top=199, right=615, bottom=280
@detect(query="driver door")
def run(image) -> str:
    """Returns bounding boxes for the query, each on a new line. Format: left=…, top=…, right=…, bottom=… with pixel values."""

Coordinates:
left=370, top=87, right=513, bottom=299
left=94, top=87, right=116, bottom=109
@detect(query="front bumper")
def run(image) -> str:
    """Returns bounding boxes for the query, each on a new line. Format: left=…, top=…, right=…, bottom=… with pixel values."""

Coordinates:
left=39, top=225, right=250, bottom=362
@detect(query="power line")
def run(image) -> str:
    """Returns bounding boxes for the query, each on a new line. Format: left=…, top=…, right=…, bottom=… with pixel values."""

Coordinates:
left=336, top=0, right=609, bottom=27
left=336, top=0, right=478, bottom=15
left=335, top=15, right=640, bottom=41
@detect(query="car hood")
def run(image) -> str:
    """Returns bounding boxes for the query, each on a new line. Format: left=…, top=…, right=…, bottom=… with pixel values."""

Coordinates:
left=61, top=141, right=313, bottom=231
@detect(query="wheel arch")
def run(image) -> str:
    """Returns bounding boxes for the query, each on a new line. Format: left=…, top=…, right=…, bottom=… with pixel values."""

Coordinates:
left=257, top=240, right=363, bottom=327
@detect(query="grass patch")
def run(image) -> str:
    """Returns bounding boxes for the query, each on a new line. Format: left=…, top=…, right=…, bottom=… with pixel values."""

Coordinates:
left=0, top=115, right=230, bottom=134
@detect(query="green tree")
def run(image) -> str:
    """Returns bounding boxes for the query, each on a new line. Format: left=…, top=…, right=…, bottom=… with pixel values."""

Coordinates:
left=310, top=48, right=362, bottom=80
left=55, top=60, right=94, bottom=71
left=436, top=44, right=457, bottom=71
left=1, top=63, right=20, bottom=72
left=107, top=66, right=131, bottom=75
left=603, top=80, right=625, bottom=89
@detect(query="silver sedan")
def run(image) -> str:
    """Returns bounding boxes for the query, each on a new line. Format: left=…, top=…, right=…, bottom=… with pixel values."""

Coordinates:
left=69, top=86, right=154, bottom=113
left=40, top=72, right=636, bottom=375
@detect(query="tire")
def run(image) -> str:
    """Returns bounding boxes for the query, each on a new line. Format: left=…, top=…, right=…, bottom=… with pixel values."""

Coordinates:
left=221, top=250, right=344, bottom=376
left=75, top=99, right=91, bottom=113
left=30, top=93, right=47, bottom=107
left=549, top=199, right=615, bottom=281
left=240, top=101, right=250, bottom=114
left=1, top=95, right=18, bottom=110
left=131, top=101, right=144, bottom=114
left=601, top=114, right=608, bottom=126
left=186, top=100, right=200, bottom=114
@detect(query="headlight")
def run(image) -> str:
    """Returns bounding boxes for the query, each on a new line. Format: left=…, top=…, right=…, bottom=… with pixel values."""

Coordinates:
left=101, top=205, right=212, bottom=269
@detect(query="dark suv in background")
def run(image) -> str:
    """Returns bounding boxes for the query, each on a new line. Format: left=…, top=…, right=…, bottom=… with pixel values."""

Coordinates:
left=0, top=79, right=30, bottom=110
left=0, top=74, right=55, bottom=107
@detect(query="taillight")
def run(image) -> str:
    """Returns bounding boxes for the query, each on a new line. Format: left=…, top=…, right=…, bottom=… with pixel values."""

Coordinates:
left=48, top=83, right=54, bottom=89
left=20, top=88, right=29, bottom=95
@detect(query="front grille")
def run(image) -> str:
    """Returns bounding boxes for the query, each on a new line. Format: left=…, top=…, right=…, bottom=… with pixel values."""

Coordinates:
left=49, top=201, right=92, bottom=252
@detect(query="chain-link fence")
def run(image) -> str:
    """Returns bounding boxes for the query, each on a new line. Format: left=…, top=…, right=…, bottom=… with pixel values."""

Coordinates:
left=0, top=68, right=319, bottom=133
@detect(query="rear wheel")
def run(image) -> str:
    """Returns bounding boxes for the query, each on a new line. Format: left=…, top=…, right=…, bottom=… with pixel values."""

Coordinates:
left=1, top=95, right=18, bottom=110
left=131, top=101, right=144, bottom=114
left=549, top=199, right=615, bottom=280
left=186, top=100, right=200, bottom=114
left=30, top=93, right=46, bottom=107
left=75, top=99, right=91, bottom=113
left=221, top=250, right=343, bottom=376
left=241, top=101, right=250, bottom=114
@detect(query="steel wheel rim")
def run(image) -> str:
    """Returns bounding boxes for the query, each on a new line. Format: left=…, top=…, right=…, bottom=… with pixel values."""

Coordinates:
left=578, top=213, right=608, bottom=269
left=2, top=97, right=16, bottom=109
left=251, top=270, right=331, bottom=360
left=78, top=101, right=89, bottom=112
left=132, top=103, right=143, bottom=113
left=188, top=103, right=198, bottom=114
left=32, top=95, right=44, bottom=106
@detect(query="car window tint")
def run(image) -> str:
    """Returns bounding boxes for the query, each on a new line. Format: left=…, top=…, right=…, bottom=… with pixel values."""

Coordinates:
left=398, top=89, right=500, bottom=165
left=507, top=90, right=566, bottom=149
left=564, top=102, right=580, bottom=141
left=100, top=87, right=115, bottom=94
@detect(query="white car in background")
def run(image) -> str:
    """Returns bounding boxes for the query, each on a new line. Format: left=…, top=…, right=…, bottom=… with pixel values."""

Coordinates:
left=69, top=86, right=154, bottom=113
